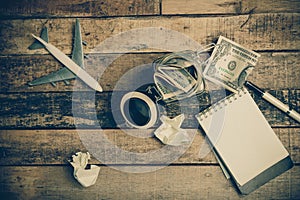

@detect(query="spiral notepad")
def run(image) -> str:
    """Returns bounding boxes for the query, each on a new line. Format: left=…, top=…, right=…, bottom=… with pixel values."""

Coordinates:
left=196, top=88, right=293, bottom=194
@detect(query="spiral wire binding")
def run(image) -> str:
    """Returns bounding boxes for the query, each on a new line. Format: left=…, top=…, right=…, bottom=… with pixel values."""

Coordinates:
left=197, top=87, right=248, bottom=121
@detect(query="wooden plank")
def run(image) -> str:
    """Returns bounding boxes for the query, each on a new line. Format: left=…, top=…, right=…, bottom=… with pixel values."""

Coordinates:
left=162, top=0, right=300, bottom=15
left=291, top=166, right=300, bottom=199
left=1, top=52, right=299, bottom=92
left=0, top=90, right=299, bottom=129
left=1, top=14, right=300, bottom=55
left=0, top=128, right=298, bottom=165
left=0, top=53, right=162, bottom=92
left=248, top=52, right=300, bottom=90
left=0, top=0, right=160, bottom=18
left=0, top=165, right=298, bottom=199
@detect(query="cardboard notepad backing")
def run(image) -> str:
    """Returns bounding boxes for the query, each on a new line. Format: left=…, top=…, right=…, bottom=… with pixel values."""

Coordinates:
left=196, top=88, right=293, bottom=194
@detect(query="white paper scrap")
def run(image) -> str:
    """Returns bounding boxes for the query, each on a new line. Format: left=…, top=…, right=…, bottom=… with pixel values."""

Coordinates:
left=154, top=114, right=191, bottom=146
left=69, top=152, right=100, bottom=187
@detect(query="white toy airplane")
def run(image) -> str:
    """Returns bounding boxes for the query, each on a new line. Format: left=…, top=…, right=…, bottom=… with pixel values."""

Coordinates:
left=28, top=19, right=102, bottom=92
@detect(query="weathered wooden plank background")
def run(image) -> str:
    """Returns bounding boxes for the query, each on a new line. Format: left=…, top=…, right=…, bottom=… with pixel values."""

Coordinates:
left=0, top=0, right=299, bottom=199
left=0, top=128, right=298, bottom=165
left=1, top=14, right=300, bottom=54
left=162, top=0, right=300, bottom=14
left=0, top=0, right=160, bottom=18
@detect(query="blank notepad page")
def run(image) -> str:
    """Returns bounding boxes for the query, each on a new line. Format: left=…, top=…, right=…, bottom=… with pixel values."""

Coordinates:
left=197, top=89, right=289, bottom=186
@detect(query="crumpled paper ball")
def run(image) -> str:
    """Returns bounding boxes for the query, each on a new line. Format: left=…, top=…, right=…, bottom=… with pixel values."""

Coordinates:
left=154, top=114, right=191, bottom=146
left=69, top=152, right=100, bottom=187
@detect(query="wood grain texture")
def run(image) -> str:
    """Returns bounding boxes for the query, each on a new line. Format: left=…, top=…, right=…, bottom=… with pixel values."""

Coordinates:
left=162, top=0, right=300, bottom=15
left=0, top=128, right=298, bottom=165
left=0, top=165, right=299, bottom=199
left=0, top=0, right=160, bottom=18
left=1, top=13, right=300, bottom=55
left=1, top=52, right=299, bottom=92
left=0, top=90, right=299, bottom=129
left=1, top=1, right=299, bottom=199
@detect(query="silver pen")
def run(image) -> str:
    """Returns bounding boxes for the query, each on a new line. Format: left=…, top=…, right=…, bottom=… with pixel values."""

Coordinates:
left=245, top=81, right=300, bottom=123
left=31, top=34, right=103, bottom=92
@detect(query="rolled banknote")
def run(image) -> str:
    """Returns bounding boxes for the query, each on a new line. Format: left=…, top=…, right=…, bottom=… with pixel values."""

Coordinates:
left=153, top=50, right=205, bottom=101
left=203, top=36, right=260, bottom=93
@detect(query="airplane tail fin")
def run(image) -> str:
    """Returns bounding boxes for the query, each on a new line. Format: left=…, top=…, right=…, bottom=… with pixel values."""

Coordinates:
left=28, top=27, right=49, bottom=50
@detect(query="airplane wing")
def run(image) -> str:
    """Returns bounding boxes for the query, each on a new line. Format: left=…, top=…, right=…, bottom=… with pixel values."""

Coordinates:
left=28, top=67, right=76, bottom=86
left=71, top=18, right=85, bottom=69
left=28, top=19, right=84, bottom=86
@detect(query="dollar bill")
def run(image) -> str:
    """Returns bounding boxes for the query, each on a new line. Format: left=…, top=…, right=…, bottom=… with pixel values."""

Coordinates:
left=157, top=65, right=197, bottom=93
left=153, top=50, right=202, bottom=101
left=203, top=36, right=260, bottom=93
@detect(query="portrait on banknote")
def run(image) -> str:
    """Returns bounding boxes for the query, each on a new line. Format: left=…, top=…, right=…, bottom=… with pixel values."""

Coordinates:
left=203, top=36, right=260, bottom=92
